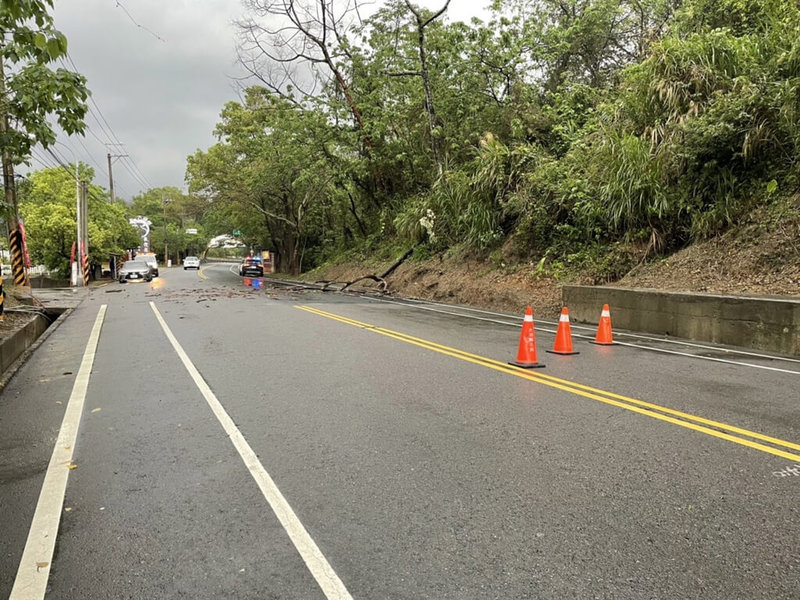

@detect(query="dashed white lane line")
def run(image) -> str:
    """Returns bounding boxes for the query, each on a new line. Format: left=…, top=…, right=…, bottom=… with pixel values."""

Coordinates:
left=10, top=305, right=107, bottom=600
left=149, top=302, right=353, bottom=600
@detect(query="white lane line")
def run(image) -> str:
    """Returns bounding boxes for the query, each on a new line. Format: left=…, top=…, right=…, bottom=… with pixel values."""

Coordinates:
left=365, top=296, right=800, bottom=375
left=609, top=341, right=800, bottom=375
left=389, top=296, right=800, bottom=364
left=10, top=305, right=107, bottom=600
left=149, top=302, right=353, bottom=600
left=278, top=277, right=800, bottom=365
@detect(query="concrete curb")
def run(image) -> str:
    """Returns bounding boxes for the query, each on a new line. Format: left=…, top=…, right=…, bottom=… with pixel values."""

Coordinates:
left=0, top=308, right=72, bottom=393
left=564, top=285, right=800, bottom=356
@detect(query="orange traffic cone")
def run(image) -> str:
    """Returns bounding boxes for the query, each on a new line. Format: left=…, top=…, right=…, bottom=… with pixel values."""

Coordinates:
left=547, top=307, right=579, bottom=355
left=593, top=304, right=614, bottom=345
left=509, top=306, right=545, bottom=369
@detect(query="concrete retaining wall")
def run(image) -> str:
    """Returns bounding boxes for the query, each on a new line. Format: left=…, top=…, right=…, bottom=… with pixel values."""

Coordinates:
left=0, top=313, right=50, bottom=374
left=30, top=277, right=71, bottom=288
left=563, top=285, right=800, bottom=356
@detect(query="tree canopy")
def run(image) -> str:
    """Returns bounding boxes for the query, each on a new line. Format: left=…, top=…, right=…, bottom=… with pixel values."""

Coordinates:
left=17, top=165, right=140, bottom=275
left=20, top=0, right=795, bottom=281
left=1, top=0, right=89, bottom=222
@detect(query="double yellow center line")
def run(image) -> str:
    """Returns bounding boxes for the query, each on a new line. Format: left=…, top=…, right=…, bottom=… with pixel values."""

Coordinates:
left=297, top=305, right=800, bottom=463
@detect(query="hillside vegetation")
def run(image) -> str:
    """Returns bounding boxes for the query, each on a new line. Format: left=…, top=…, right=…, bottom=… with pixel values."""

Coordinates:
left=301, top=194, right=800, bottom=320
left=10, top=0, right=800, bottom=295
left=180, top=0, right=800, bottom=285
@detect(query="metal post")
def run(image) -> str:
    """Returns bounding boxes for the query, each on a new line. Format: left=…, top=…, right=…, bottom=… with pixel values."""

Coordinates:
left=162, top=196, right=168, bottom=267
left=80, top=181, right=89, bottom=285
left=107, top=152, right=114, bottom=203
left=73, top=160, right=80, bottom=286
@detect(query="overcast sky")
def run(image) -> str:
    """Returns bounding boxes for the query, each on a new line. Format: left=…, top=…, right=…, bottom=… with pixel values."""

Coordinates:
left=26, top=0, right=488, bottom=201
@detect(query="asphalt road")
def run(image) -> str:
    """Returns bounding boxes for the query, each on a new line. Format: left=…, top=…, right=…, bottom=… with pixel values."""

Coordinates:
left=1, top=262, right=799, bottom=599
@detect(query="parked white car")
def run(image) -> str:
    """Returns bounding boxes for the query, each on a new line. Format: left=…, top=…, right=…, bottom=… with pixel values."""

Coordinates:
left=183, top=256, right=200, bottom=270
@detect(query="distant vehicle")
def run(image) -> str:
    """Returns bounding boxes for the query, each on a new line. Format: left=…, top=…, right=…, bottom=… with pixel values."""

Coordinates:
left=183, top=256, right=200, bottom=270
left=138, top=252, right=159, bottom=277
left=118, top=260, right=154, bottom=283
left=238, top=256, right=263, bottom=277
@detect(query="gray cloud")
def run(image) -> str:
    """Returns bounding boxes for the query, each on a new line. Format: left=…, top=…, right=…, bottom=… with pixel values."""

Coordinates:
left=32, top=0, right=485, bottom=200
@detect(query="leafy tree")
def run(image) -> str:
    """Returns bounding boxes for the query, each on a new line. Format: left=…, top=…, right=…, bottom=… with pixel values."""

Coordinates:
left=190, top=0, right=800, bottom=281
left=18, top=165, right=139, bottom=276
left=188, top=90, right=343, bottom=274
left=1, top=0, right=88, bottom=225
left=129, top=186, right=210, bottom=262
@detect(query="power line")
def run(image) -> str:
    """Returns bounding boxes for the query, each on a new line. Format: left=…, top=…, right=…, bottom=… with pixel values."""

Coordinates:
left=81, top=125, right=141, bottom=195
left=118, top=157, right=151, bottom=190
left=44, top=145, right=112, bottom=204
left=44, top=147, right=76, bottom=179
left=114, top=0, right=167, bottom=43
left=62, top=52, right=156, bottom=194
left=30, top=147, right=59, bottom=170
left=72, top=134, right=108, bottom=178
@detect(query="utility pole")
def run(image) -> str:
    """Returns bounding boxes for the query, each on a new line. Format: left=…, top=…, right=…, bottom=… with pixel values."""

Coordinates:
left=106, top=147, right=128, bottom=203
left=76, top=181, right=89, bottom=286
left=74, top=176, right=81, bottom=286
left=162, top=195, right=168, bottom=266
left=81, top=182, right=88, bottom=254
left=107, top=153, right=114, bottom=203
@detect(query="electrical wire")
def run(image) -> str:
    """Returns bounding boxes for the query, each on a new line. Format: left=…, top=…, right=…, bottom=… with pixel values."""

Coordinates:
left=114, top=0, right=167, bottom=43
left=42, top=145, right=114, bottom=204
left=30, top=147, right=59, bottom=170
left=61, top=51, right=156, bottom=194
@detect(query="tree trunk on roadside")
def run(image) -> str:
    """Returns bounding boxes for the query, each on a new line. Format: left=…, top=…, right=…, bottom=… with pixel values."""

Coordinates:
left=404, top=0, right=451, bottom=177
left=0, top=54, right=19, bottom=225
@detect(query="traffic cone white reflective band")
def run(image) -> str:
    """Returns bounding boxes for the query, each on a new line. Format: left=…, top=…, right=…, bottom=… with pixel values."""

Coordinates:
left=594, top=303, right=614, bottom=345
left=509, top=306, right=545, bottom=368
left=548, top=307, right=579, bottom=355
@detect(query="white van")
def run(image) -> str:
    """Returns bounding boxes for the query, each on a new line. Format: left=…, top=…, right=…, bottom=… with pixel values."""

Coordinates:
left=138, top=253, right=159, bottom=277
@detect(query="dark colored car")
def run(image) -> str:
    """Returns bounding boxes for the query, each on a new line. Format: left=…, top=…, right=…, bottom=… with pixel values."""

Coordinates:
left=238, top=257, right=264, bottom=277
left=118, top=260, right=155, bottom=283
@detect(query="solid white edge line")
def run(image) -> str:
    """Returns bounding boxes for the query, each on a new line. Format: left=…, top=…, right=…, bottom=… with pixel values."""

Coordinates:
left=364, top=296, right=800, bottom=374
left=610, top=341, right=800, bottom=375
left=10, top=304, right=108, bottom=600
left=272, top=277, right=800, bottom=366
left=374, top=296, right=800, bottom=364
left=148, top=302, right=353, bottom=600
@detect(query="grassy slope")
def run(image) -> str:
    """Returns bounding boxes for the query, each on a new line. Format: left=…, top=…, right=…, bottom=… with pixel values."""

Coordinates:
left=304, top=197, right=800, bottom=319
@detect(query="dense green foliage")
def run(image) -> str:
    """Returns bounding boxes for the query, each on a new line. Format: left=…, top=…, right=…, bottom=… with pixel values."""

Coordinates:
left=128, top=187, right=209, bottom=263
left=17, top=166, right=140, bottom=276
left=15, top=173, right=210, bottom=275
left=2, top=0, right=90, bottom=273
left=1, top=0, right=89, bottom=222
left=192, top=0, right=800, bottom=276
